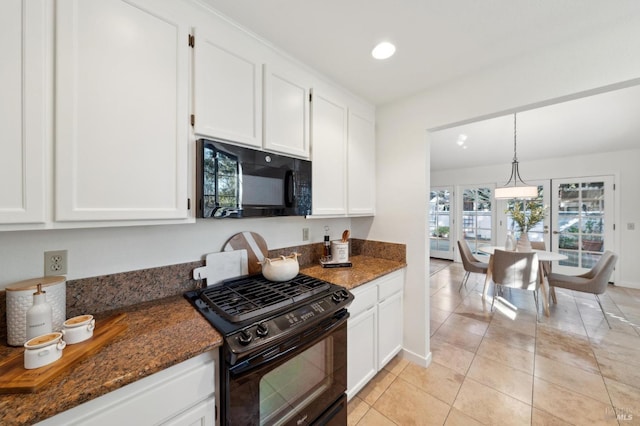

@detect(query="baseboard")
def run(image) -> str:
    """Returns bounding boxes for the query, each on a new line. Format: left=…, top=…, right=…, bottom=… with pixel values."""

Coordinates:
left=400, top=348, right=432, bottom=368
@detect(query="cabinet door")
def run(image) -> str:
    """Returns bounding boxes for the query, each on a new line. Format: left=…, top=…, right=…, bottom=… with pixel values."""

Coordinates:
left=193, top=26, right=262, bottom=148
left=347, top=110, right=375, bottom=215
left=347, top=307, right=377, bottom=400
left=161, top=397, right=216, bottom=426
left=0, top=0, right=46, bottom=224
left=263, top=63, right=309, bottom=158
left=55, top=0, right=189, bottom=221
left=310, top=90, right=347, bottom=216
left=377, top=291, right=403, bottom=370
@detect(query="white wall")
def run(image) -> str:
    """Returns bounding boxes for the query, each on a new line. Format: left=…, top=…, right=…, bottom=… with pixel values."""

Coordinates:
left=372, top=15, right=640, bottom=364
left=432, top=148, right=640, bottom=289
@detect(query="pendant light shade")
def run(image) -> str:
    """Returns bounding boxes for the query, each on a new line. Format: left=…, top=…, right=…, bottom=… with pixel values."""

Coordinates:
left=494, top=113, right=538, bottom=199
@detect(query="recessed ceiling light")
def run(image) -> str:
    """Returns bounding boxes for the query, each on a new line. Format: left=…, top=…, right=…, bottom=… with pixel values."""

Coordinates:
left=371, top=42, right=396, bottom=60
left=456, top=134, right=467, bottom=146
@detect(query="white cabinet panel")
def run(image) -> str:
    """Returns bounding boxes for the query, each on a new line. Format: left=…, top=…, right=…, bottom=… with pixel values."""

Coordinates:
left=377, top=291, right=403, bottom=369
left=347, top=110, right=376, bottom=215
left=37, top=352, right=216, bottom=426
left=263, top=64, right=310, bottom=158
left=55, top=0, right=189, bottom=221
left=347, top=306, right=377, bottom=400
left=193, top=26, right=262, bottom=148
left=347, top=269, right=404, bottom=400
left=161, top=397, right=216, bottom=426
left=0, top=0, right=46, bottom=224
left=310, top=90, right=348, bottom=216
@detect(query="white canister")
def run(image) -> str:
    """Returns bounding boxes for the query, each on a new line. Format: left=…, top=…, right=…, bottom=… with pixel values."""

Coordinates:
left=24, top=332, right=66, bottom=369
left=331, top=241, right=349, bottom=263
left=6, top=276, right=66, bottom=347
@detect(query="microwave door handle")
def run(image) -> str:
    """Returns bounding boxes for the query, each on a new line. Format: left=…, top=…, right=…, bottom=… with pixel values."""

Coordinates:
left=284, top=170, right=294, bottom=207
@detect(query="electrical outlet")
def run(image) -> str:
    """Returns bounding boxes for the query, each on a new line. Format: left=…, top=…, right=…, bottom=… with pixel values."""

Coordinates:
left=302, top=228, right=310, bottom=241
left=44, top=250, right=68, bottom=276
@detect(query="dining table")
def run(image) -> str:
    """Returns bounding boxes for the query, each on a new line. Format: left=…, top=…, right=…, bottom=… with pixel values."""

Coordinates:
left=477, top=245, right=568, bottom=317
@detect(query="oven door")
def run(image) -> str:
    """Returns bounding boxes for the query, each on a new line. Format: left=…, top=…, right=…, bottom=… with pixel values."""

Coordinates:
left=223, top=313, right=348, bottom=426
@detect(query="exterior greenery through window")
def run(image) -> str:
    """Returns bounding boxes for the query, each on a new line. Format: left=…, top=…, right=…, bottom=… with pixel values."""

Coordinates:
left=505, top=186, right=546, bottom=242
left=462, top=188, right=492, bottom=253
left=203, top=149, right=238, bottom=216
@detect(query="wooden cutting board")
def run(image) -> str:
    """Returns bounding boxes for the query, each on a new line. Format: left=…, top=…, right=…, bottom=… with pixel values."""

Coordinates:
left=0, top=313, right=128, bottom=394
left=223, top=231, right=268, bottom=275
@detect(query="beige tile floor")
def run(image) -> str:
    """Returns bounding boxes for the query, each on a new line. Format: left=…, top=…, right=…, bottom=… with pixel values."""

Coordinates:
left=347, top=259, right=640, bottom=425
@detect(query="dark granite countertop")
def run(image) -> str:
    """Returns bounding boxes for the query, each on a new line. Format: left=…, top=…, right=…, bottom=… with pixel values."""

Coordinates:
left=0, top=296, right=223, bottom=426
left=300, top=255, right=406, bottom=290
left=0, top=250, right=405, bottom=425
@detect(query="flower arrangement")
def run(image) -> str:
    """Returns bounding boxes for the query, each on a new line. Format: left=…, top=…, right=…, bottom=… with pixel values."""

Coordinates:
left=507, top=201, right=548, bottom=233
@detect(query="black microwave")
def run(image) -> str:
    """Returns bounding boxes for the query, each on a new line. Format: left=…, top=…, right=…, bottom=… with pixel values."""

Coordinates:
left=195, top=139, right=311, bottom=218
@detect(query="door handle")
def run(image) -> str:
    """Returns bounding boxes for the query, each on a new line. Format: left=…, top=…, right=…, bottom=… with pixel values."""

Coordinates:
left=552, top=231, right=559, bottom=234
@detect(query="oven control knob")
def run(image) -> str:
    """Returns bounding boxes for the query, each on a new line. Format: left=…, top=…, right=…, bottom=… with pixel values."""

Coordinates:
left=256, top=323, right=269, bottom=337
left=332, top=292, right=342, bottom=303
left=238, top=330, right=253, bottom=345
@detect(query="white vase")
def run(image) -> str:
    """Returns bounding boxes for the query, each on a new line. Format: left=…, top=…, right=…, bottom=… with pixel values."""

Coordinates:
left=516, top=232, right=532, bottom=252
left=505, top=231, right=516, bottom=251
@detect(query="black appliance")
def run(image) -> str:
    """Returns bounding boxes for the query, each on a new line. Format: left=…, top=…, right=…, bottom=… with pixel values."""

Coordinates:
left=185, top=273, right=353, bottom=426
left=196, top=139, right=312, bottom=218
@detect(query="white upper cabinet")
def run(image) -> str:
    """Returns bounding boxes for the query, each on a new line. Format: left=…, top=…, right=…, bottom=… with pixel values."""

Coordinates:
left=0, top=0, right=46, bottom=225
left=192, top=25, right=262, bottom=148
left=347, top=109, right=376, bottom=215
left=55, top=0, right=190, bottom=221
left=310, top=89, right=348, bottom=216
left=263, top=63, right=310, bottom=158
left=310, top=89, right=376, bottom=217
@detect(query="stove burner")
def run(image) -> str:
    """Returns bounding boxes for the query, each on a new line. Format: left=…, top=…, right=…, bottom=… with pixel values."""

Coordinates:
left=200, top=274, right=331, bottom=323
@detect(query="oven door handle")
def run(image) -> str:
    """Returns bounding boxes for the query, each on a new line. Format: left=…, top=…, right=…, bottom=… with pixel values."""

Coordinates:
left=229, top=310, right=348, bottom=377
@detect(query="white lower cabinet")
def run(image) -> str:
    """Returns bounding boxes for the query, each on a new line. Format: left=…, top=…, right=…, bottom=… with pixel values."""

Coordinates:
left=347, top=286, right=377, bottom=400
left=347, top=269, right=404, bottom=400
left=37, top=351, right=217, bottom=426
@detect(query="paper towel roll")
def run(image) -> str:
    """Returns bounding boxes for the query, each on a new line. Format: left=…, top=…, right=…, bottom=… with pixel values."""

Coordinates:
left=6, top=276, right=66, bottom=346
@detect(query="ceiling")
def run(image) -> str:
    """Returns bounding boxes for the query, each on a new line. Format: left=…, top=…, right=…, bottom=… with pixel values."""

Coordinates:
left=202, top=0, right=640, bottom=105
left=429, top=84, right=640, bottom=171
left=201, top=1, right=640, bottom=169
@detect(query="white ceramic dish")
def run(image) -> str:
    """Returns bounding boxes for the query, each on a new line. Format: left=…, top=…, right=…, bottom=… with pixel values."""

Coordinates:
left=62, top=314, right=95, bottom=344
left=24, top=332, right=66, bottom=369
left=259, top=253, right=300, bottom=282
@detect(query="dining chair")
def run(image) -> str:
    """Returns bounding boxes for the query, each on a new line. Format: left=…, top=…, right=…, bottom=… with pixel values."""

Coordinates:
left=457, top=240, right=489, bottom=291
left=490, top=249, right=541, bottom=321
left=547, top=251, right=618, bottom=328
left=530, top=241, right=555, bottom=302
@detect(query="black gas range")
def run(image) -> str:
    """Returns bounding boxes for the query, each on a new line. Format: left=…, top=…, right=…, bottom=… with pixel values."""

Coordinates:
left=185, top=273, right=353, bottom=426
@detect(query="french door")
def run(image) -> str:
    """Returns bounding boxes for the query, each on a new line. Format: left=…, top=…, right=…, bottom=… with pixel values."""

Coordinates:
left=551, top=176, right=614, bottom=275
left=459, top=186, right=493, bottom=255
left=429, top=187, right=453, bottom=260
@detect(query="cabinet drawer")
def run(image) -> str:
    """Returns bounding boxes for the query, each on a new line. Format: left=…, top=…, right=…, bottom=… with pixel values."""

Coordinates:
left=377, top=271, right=404, bottom=301
left=348, top=284, right=377, bottom=317
left=37, top=351, right=216, bottom=426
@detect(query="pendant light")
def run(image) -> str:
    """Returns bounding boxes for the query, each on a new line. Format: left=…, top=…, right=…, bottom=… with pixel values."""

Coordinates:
left=494, top=113, right=538, bottom=199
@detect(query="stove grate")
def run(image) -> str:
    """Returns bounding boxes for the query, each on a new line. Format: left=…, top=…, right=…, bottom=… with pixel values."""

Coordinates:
left=200, top=274, right=331, bottom=322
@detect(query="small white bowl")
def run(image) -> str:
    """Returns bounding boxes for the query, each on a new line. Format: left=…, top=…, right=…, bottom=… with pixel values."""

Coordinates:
left=24, top=332, right=66, bottom=369
left=62, top=314, right=95, bottom=344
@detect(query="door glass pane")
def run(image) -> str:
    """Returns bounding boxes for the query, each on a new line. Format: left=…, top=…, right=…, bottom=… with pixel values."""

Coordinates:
left=429, top=190, right=451, bottom=253
left=462, top=188, right=492, bottom=253
left=556, top=181, right=605, bottom=268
